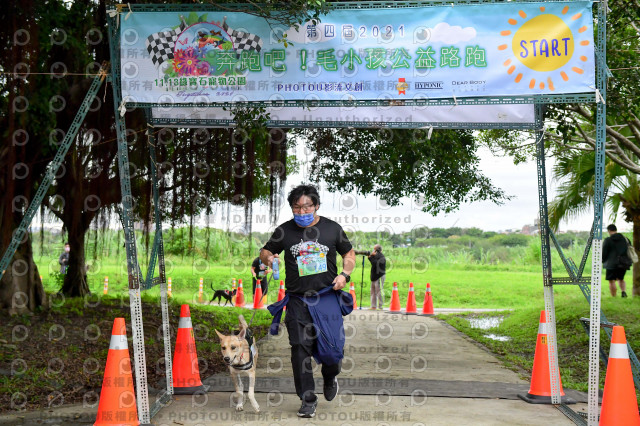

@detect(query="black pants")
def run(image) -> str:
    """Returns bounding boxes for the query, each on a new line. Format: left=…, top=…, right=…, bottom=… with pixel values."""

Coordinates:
left=285, top=296, right=341, bottom=402
left=252, top=276, right=269, bottom=298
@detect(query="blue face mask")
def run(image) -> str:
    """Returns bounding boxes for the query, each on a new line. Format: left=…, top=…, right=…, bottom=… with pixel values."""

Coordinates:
left=294, top=212, right=315, bottom=227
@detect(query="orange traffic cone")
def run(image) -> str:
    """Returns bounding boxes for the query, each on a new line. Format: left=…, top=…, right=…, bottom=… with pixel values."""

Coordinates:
left=235, top=279, right=245, bottom=308
left=419, top=283, right=434, bottom=316
left=261, top=280, right=268, bottom=306
left=277, top=280, right=285, bottom=302
left=599, top=326, right=640, bottom=425
left=254, top=280, right=264, bottom=309
left=172, top=305, right=209, bottom=394
left=94, top=318, right=139, bottom=426
left=518, top=311, right=574, bottom=404
left=404, top=282, right=417, bottom=315
left=389, top=282, right=401, bottom=313
left=349, top=282, right=358, bottom=309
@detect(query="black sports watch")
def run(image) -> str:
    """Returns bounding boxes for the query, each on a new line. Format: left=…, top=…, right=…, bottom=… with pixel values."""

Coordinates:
left=340, top=271, right=351, bottom=282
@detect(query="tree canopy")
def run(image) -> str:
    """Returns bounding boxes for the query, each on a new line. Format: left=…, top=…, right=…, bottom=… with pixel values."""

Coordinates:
left=297, top=127, right=509, bottom=215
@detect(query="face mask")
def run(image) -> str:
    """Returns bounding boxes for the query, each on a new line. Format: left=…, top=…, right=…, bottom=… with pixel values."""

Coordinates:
left=294, top=212, right=315, bottom=227
left=65, top=247, right=70, bottom=252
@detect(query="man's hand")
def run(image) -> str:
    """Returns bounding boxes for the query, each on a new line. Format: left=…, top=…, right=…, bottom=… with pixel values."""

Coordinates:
left=332, top=274, right=347, bottom=290
left=266, top=253, right=279, bottom=267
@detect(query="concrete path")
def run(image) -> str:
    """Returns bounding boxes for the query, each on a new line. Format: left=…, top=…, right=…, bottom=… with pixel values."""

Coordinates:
left=155, top=311, right=588, bottom=425
left=0, top=310, right=588, bottom=425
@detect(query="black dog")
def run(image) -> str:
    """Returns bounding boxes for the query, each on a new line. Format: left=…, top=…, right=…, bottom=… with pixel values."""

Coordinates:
left=210, top=284, right=237, bottom=306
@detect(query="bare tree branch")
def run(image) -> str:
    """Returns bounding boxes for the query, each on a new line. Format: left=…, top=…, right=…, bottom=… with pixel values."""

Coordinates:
left=559, top=105, right=640, bottom=168
left=606, top=126, right=640, bottom=157
left=629, top=114, right=640, bottom=143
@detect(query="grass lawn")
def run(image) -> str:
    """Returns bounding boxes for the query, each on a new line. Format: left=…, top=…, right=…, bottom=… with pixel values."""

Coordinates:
left=37, top=254, right=550, bottom=309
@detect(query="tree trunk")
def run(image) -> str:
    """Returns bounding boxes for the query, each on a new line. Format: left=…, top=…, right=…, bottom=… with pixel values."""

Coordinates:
left=60, top=225, right=90, bottom=297
left=0, top=229, right=46, bottom=314
left=633, top=218, right=640, bottom=297
left=60, top=189, right=91, bottom=297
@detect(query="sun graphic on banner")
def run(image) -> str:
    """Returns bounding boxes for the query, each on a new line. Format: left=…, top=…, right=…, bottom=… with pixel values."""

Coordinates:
left=497, top=5, right=591, bottom=90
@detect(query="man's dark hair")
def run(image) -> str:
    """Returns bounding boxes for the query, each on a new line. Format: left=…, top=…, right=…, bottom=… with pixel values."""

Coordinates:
left=65, top=242, right=69, bottom=245
left=607, top=224, right=617, bottom=232
left=287, top=184, right=320, bottom=207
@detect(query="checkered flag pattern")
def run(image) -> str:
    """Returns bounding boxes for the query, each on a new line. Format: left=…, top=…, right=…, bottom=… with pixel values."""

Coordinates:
left=222, top=20, right=263, bottom=58
left=145, top=21, right=186, bottom=67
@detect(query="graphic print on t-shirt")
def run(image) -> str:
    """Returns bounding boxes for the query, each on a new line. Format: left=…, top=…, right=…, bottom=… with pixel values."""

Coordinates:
left=291, top=240, right=329, bottom=277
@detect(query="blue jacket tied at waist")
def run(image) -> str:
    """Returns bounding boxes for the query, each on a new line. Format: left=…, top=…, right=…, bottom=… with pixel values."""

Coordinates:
left=267, top=286, right=354, bottom=365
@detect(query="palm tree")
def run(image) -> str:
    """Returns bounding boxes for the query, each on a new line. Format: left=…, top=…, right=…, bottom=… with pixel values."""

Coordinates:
left=549, top=151, right=640, bottom=295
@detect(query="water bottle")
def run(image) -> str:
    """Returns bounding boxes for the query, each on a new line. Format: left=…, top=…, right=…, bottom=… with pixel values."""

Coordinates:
left=272, top=258, right=280, bottom=280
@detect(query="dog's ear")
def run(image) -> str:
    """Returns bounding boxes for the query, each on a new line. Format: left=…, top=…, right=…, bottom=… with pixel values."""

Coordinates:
left=237, top=328, right=246, bottom=340
left=214, top=329, right=226, bottom=341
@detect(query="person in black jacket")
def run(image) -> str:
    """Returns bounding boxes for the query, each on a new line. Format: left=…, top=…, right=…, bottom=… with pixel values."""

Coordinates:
left=602, top=224, right=630, bottom=297
left=58, top=242, right=70, bottom=274
left=368, top=244, right=386, bottom=310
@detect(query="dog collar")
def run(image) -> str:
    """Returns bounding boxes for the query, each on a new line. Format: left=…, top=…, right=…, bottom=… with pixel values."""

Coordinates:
left=231, top=352, right=254, bottom=370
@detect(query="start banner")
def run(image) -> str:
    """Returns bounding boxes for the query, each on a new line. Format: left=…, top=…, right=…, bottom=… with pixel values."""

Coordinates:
left=118, top=1, right=595, bottom=105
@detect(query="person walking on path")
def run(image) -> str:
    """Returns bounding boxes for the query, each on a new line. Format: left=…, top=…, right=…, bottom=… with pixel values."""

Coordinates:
left=261, top=184, right=356, bottom=418
left=58, top=242, right=70, bottom=274
left=368, top=244, right=386, bottom=310
left=602, top=224, right=632, bottom=297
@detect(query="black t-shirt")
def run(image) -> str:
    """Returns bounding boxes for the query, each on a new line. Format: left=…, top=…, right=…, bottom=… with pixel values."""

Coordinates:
left=262, top=216, right=353, bottom=294
left=251, top=257, right=268, bottom=280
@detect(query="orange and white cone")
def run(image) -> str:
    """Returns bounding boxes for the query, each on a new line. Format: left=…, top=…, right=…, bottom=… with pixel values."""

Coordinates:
left=388, top=282, right=401, bottom=313
left=599, top=326, right=640, bottom=425
left=277, top=280, right=285, bottom=303
left=94, top=318, right=139, bottom=426
left=253, top=280, right=264, bottom=309
left=349, top=282, right=358, bottom=309
left=172, top=305, right=209, bottom=394
left=518, top=311, right=574, bottom=404
left=404, top=282, right=417, bottom=315
left=235, top=279, right=245, bottom=308
left=103, top=277, right=109, bottom=295
left=419, top=283, right=434, bottom=316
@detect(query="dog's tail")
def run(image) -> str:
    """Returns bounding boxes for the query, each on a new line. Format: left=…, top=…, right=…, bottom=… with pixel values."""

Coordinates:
left=238, top=314, right=248, bottom=331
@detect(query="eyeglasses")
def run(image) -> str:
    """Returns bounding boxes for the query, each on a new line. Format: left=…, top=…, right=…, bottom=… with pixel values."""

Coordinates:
left=292, top=203, right=316, bottom=213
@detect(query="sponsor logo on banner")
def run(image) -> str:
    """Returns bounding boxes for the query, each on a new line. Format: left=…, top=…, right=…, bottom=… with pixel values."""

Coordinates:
left=415, top=81, right=444, bottom=90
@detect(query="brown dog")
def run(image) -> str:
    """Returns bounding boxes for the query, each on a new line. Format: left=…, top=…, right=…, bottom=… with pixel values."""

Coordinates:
left=215, top=315, right=260, bottom=412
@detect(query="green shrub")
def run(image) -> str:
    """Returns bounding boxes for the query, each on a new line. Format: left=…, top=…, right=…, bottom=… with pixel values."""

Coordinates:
left=489, top=234, right=530, bottom=247
left=554, top=233, right=574, bottom=249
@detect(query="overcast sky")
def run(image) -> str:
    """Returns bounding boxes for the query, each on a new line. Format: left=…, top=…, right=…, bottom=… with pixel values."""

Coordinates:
left=212, top=145, right=628, bottom=234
